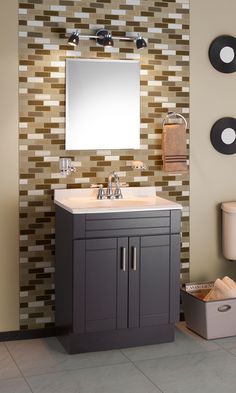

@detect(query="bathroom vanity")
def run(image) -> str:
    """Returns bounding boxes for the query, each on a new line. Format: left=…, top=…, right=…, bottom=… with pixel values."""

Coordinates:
left=54, top=187, right=182, bottom=353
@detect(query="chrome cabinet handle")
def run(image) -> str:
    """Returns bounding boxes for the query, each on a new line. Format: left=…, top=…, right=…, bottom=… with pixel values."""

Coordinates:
left=132, top=247, right=137, bottom=271
left=121, top=247, right=126, bottom=271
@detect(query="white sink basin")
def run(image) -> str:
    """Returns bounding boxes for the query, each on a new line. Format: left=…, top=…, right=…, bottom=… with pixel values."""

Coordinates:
left=63, top=196, right=157, bottom=209
left=54, top=187, right=182, bottom=214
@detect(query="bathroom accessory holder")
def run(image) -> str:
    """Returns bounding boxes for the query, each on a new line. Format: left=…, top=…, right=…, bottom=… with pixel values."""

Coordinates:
left=162, top=111, right=188, bottom=173
left=59, top=157, right=76, bottom=177
left=163, top=111, right=187, bottom=127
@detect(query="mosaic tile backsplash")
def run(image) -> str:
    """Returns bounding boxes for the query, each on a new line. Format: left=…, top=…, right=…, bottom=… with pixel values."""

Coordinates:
left=19, top=0, right=189, bottom=329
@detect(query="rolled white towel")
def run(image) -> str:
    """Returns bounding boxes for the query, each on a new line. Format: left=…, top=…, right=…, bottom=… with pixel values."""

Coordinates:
left=222, top=276, right=236, bottom=290
left=204, top=277, right=236, bottom=301
left=214, top=278, right=236, bottom=298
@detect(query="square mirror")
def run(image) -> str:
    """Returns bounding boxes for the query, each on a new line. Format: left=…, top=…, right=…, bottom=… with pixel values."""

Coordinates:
left=66, top=58, right=140, bottom=150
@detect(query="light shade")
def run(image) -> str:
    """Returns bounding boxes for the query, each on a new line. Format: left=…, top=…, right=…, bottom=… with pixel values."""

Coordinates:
left=96, top=29, right=114, bottom=47
left=103, top=33, right=114, bottom=47
left=136, top=35, right=147, bottom=49
left=68, top=31, right=79, bottom=46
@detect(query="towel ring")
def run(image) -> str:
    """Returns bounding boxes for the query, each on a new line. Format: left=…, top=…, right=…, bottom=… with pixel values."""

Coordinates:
left=163, top=111, right=187, bottom=128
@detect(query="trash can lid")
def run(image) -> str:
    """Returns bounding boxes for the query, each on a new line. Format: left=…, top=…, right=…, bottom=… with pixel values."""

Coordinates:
left=221, top=202, right=236, bottom=213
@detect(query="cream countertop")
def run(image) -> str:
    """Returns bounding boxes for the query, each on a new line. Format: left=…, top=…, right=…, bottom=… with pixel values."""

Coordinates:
left=54, top=187, right=182, bottom=214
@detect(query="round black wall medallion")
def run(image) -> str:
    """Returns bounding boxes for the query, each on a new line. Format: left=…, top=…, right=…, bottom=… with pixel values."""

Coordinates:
left=210, top=117, right=236, bottom=155
left=209, top=35, right=236, bottom=73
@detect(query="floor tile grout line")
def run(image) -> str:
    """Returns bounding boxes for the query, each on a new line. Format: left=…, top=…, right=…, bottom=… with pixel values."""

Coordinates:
left=120, top=350, right=164, bottom=393
left=0, top=376, right=29, bottom=383
left=211, top=340, right=236, bottom=351
left=119, top=346, right=222, bottom=364
left=4, top=340, right=133, bottom=377
left=3, top=342, right=34, bottom=393
left=120, top=345, right=234, bottom=393
left=5, top=359, right=132, bottom=379
left=214, top=343, right=236, bottom=357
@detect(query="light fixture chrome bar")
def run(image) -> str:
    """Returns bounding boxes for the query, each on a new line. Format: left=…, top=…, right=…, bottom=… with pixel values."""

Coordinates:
left=74, top=35, right=101, bottom=39
left=113, top=36, right=134, bottom=42
left=65, top=33, right=134, bottom=41
left=65, top=33, right=99, bottom=39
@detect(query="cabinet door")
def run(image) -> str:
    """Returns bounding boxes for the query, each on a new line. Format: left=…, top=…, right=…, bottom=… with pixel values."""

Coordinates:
left=74, top=237, right=128, bottom=333
left=128, top=237, right=140, bottom=328
left=139, top=235, right=170, bottom=327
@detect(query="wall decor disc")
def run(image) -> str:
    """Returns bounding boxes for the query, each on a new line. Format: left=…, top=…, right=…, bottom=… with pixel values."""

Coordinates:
left=209, top=35, right=236, bottom=73
left=210, top=117, right=236, bottom=154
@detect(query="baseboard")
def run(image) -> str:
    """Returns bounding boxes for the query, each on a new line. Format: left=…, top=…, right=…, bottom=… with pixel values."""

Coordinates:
left=0, top=327, right=68, bottom=342
left=59, top=324, right=175, bottom=354
left=0, top=314, right=185, bottom=342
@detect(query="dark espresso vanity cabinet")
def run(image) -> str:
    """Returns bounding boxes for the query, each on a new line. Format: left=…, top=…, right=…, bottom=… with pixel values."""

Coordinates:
left=55, top=206, right=181, bottom=354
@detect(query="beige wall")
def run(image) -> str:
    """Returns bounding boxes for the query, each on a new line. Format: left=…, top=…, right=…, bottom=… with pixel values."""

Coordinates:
left=190, top=0, right=236, bottom=281
left=0, top=0, right=19, bottom=331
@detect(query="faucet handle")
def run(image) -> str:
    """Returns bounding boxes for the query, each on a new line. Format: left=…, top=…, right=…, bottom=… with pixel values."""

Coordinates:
left=114, top=183, right=123, bottom=199
left=97, top=185, right=106, bottom=200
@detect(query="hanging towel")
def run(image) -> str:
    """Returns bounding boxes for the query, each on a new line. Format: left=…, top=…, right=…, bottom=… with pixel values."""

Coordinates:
left=162, top=121, right=187, bottom=172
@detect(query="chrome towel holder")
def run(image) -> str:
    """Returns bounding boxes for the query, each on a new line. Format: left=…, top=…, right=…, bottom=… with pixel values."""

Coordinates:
left=163, top=111, right=187, bottom=128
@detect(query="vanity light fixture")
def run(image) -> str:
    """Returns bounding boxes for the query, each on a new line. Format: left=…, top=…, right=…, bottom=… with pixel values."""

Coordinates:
left=96, top=29, right=114, bottom=47
left=135, top=34, right=147, bottom=49
left=67, top=31, right=79, bottom=47
left=67, top=29, right=147, bottom=49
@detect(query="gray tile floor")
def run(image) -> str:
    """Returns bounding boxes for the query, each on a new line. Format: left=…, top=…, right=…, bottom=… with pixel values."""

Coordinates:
left=2, top=322, right=236, bottom=393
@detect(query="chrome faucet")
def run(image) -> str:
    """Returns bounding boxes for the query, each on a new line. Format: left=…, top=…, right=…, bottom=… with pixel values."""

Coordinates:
left=107, top=172, right=123, bottom=199
left=96, top=172, right=123, bottom=200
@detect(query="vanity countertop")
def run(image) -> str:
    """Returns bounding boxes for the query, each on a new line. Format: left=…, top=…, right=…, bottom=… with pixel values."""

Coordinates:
left=54, top=187, right=182, bottom=214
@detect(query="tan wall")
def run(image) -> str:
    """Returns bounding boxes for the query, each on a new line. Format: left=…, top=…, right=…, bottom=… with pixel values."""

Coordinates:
left=190, top=0, right=236, bottom=281
left=0, top=0, right=19, bottom=331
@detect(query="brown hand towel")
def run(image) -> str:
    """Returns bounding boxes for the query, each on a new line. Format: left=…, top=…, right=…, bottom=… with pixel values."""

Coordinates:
left=162, top=123, right=187, bottom=172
